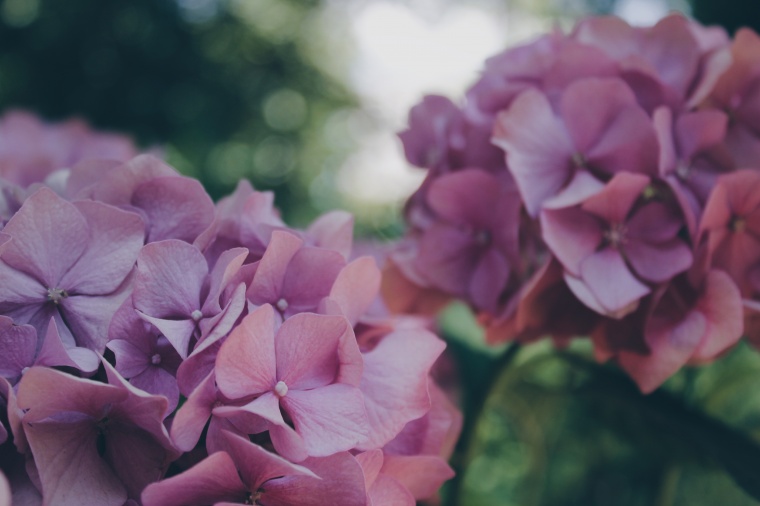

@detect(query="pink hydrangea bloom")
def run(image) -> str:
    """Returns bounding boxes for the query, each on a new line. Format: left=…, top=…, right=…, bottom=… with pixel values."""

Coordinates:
left=389, top=13, right=756, bottom=392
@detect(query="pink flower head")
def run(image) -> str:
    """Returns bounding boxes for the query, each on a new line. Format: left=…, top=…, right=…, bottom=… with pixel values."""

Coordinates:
left=493, top=77, right=658, bottom=216
left=0, top=187, right=144, bottom=352
left=214, top=304, right=368, bottom=461
left=541, top=172, right=692, bottom=317
left=16, top=365, right=179, bottom=505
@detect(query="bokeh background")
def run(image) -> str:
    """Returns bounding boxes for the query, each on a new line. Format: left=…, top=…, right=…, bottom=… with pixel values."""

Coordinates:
left=2, top=1, right=759, bottom=505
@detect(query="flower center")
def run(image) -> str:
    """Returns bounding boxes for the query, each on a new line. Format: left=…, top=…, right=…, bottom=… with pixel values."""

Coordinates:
left=276, top=298, right=289, bottom=312
left=732, top=217, right=747, bottom=233
left=474, top=229, right=491, bottom=247
left=190, top=309, right=203, bottom=322
left=675, top=162, right=690, bottom=180
left=150, top=353, right=162, bottom=366
left=46, top=287, right=68, bottom=304
left=273, top=380, right=289, bottom=398
left=604, top=223, right=627, bottom=248
left=571, top=152, right=586, bottom=168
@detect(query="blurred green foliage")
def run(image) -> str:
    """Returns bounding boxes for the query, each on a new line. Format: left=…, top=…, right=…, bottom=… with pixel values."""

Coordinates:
left=446, top=335, right=760, bottom=506
left=0, top=0, right=355, bottom=224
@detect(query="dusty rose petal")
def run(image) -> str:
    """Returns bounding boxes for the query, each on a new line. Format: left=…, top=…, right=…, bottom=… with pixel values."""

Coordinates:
left=276, top=313, right=351, bottom=390
left=381, top=454, right=455, bottom=500
left=215, top=305, right=277, bottom=400
left=492, top=88, right=574, bottom=216
left=141, top=452, right=247, bottom=506
left=357, top=329, right=445, bottom=450
left=281, top=384, right=369, bottom=456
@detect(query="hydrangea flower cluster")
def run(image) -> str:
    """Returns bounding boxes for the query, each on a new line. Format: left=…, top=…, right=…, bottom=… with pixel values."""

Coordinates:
left=0, top=115, right=460, bottom=504
left=388, top=14, right=760, bottom=393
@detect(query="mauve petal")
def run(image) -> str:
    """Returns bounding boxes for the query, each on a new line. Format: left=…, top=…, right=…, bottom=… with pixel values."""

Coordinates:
left=269, top=423, right=309, bottom=464
left=108, top=339, right=149, bottom=378
left=561, top=78, right=639, bottom=154
left=130, top=367, right=180, bottom=414
left=141, top=452, right=247, bottom=506
left=676, top=110, right=728, bottom=160
left=60, top=288, right=132, bottom=353
left=327, top=256, right=381, bottom=326
left=34, top=317, right=99, bottom=374
left=0, top=263, right=47, bottom=315
left=542, top=171, right=606, bottom=209
left=415, top=223, right=477, bottom=294
left=620, top=310, right=705, bottom=394
left=222, top=432, right=317, bottom=491
left=426, top=169, right=500, bottom=227
left=572, top=15, right=637, bottom=59
left=104, top=423, right=176, bottom=501
left=0, top=316, right=36, bottom=378
left=171, top=372, right=217, bottom=452
left=132, top=176, right=215, bottom=243
left=0, top=471, right=9, bottom=506
left=540, top=207, right=602, bottom=276
left=711, top=230, right=760, bottom=282
left=216, top=305, right=277, bottom=400
left=91, top=155, right=178, bottom=205
left=247, top=230, right=302, bottom=305
left=653, top=107, right=678, bottom=176
left=699, top=181, right=731, bottom=232
left=137, top=313, right=196, bottom=360
left=261, top=452, right=367, bottom=506
left=17, top=367, right=126, bottom=422
left=579, top=249, right=650, bottom=316
left=384, top=382, right=462, bottom=460
left=357, top=329, right=445, bottom=450
left=380, top=455, right=454, bottom=501
left=356, top=449, right=383, bottom=490
left=216, top=392, right=290, bottom=436
left=58, top=200, right=144, bottom=295
left=306, top=210, right=354, bottom=260
left=23, top=418, right=127, bottom=506
left=276, top=313, right=349, bottom=390
left=691, top=270, right=744, bottom=360
left=281, top=248, right=345, bottom=314
left=492, top=88, right=575, bottom=216
left=368, top=474, right=415, bottom=506
left=626, top=201, right=684, bottom=242
left=585, top=104, right=659, bottom=176
left=625, top=238, right=693, bottom=282
left=202, top=247, right=248, bottom=315
left=133, top=240, right=207, bottom=318
left=581, top=172, right=650, bottom=224
left=198, top=282, right=247, bottom=349
left=176, top=339, right=221, bottom=396
left=649, top=15, right=702, bottom=95
left=1, top=188, right=88, bottom=286
left=469, top=248, right=510, bottom=312
left=281, top=385, right=369, bottom=456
